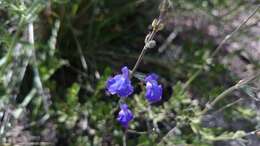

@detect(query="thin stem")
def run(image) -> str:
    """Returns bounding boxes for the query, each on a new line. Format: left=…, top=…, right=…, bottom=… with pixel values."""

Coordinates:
left=217, top=128, right=260, bottom=141
left=127, top=129, right=147, bottom=135
left=157, top=5, right=259, bottom=145
left=200, top=72, right=260, bottom=115
left=210, top=5, right=260, bottom=58
left=123, top=128, right=128, bottom=146
left=28, top=22, right=35, bottom=45
left=147, top=104, right=160, bottom=133
left=200, top=85, right=238, bottom=115
left=130, top=46, right=148, bottom=76
left=184, top=5, right=260, bottom=87
left=130, top=29, right=158, bottom=77
left=158, top=30, right=178, bottom=53
left=158, top=126, right=178, bottom=145
left=70, top=25, right=88, bottom=71
left=29, top=22, right=50, bottom=112
left=158, top=73, right=260, bottom=145
left=212, top=98, right=244, bottom=115
left=244, top=129, right=260, bottom=137
left=130, top=0, right=168, bottom=76
left=183, top=69, right=202, bottom=89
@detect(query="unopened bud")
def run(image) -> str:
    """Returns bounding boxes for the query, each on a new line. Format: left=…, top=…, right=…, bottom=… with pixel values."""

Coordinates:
left=152, top=19, right=158, bottom=28
left=157, top=23, right=164, bottom=31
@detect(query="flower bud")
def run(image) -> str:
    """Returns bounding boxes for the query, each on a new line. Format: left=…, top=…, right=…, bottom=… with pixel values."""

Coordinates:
left=146, top=40, right=156, bottom=49
left=152, top=19, right=158, bottom=28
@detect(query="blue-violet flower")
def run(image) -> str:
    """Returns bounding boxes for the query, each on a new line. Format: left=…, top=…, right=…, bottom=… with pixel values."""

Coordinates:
left=106, top=66, right=134, bottom=98
left=117, top=104, right=133, bottom=127
left=145, top=73, right=162, bottom=103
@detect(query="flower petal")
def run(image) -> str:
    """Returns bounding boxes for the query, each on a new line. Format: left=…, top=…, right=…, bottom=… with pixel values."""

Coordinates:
left=145, top=73, right=159, bottom=82
left=145, top=74, right=162, bottom=103
left=106, top=66, right=134, bottom=98
left=117, top=104, right=133, bottom=127
left=121, top=66, right=129, bottom=78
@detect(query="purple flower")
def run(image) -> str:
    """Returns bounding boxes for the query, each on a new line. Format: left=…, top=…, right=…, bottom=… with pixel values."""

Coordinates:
left=106, top=66, right=134, bottom=98
left=145, top=73, right=162, bottom=103
left=117, top=104, right=133, bottom=128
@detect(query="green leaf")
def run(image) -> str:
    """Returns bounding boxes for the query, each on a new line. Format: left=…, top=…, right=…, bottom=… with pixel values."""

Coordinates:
left=66, top=83, right=80, bottom=105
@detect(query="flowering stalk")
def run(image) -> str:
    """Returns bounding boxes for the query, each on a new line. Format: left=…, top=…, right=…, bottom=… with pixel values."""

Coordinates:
left=130, top=13, right=165, bottom=77
left=106, top=0, right=169, bottom=131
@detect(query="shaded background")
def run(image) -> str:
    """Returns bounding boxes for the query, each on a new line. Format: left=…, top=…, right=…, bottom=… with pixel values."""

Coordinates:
left=0, top=0, right=260, bottom=145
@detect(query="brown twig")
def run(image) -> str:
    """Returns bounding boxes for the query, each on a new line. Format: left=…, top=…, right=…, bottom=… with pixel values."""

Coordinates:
left=183, top=5, right=260, bottom=88
left=158, top=71, right=260, bottom=145
left=158, top=126, right=178, bottom=145
left=130, top=0, right=170, bottom=77
left=130, top=21, right=161, bottom=77
left=200, top=72, right=260, bottom=115
left=157, top=4, right=260, bottom=145
left=212, top=98, right=244, bottom=115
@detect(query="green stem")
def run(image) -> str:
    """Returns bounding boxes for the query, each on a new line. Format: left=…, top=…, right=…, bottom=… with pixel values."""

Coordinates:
left=200, top=72, right=260, bottom=115
left=183, top=5, right=260, bottom=88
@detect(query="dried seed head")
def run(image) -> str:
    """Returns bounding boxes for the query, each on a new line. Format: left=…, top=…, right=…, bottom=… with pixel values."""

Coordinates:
left=157, top=23, right=164, bottom=31
left=152, top=19, right=158, bottom=28
left=146, top=40, right=156, bottom=49
left=151, top=18, right=164, bottom=32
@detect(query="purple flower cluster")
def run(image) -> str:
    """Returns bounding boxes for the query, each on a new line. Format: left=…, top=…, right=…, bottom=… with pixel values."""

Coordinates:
left=106, top=66, right=162, bottom=127
left=117, top=104, right=134, bottom=128
left=106, top=67, right=133, bottom=98
left=145, top=74, right=162, bottom=103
